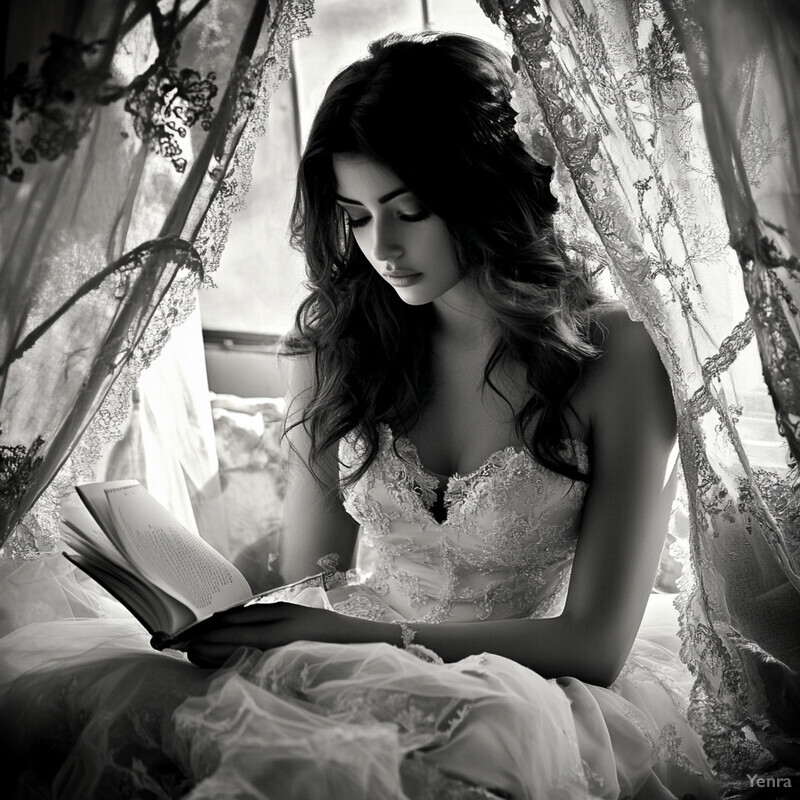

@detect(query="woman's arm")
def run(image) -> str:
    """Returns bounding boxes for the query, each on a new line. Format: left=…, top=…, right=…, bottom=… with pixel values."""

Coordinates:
left=275, top=353, right=360, bottom=583
left=406, top=309, right=678, bottom=684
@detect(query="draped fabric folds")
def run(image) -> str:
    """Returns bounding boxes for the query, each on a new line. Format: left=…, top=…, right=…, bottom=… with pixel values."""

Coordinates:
left=0, top=0, right=313, bottom=556
left=663, top=0, right=800, bottom=471
left=661, top=0, right=800, bottom=774
left=479, top=0, right=800, bottom=781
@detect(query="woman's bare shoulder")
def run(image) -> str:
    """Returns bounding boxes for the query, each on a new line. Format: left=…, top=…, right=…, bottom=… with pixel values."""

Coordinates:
left=277, top=336, right=314, bottom=394
left=573, top=302, right=671, bottom=426
left=593, top=302, right=658, bottom=359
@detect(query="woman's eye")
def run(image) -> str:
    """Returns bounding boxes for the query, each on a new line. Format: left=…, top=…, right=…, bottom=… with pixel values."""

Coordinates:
left=399, top=210, right=431, bottom=222
left=345, top=208, right=430, bottom=229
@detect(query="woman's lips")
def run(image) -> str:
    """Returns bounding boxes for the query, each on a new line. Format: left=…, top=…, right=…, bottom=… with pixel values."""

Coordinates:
left=384, top=272, right=422, bottom=287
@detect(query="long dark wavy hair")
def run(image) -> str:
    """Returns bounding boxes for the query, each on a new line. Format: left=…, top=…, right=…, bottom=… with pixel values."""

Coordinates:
left=283, top=31, right=605, bottom=486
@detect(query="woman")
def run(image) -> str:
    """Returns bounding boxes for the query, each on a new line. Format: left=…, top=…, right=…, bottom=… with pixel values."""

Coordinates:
left=0, top=32, right=717, bottom=800
left=187, top=31, right=672, bottom=675
left=179, top=32, right=717, bottom=799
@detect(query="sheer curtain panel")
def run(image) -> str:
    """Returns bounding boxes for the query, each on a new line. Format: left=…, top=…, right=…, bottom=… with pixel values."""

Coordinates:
left=0, top=0, right=313, bottom=557
left=480, top=0, right=800, bottom=783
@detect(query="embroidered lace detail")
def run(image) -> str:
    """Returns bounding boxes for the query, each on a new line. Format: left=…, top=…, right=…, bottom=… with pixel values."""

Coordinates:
left=331, top=593, right=389, bottom=622
left=1, top=34, right=121, bottom=183
left=124, top=40, right=218, bottom=174
left=338, top=425, right=588, bottom=624
left=655, top=723, right=703, bottom=778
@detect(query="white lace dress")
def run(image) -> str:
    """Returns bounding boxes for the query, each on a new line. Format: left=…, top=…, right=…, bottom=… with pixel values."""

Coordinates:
left=0, top=425, right=718, bottom=799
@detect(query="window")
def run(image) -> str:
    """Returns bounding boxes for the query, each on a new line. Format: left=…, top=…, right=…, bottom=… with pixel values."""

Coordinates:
left=198, top=0, right=509, bottom=337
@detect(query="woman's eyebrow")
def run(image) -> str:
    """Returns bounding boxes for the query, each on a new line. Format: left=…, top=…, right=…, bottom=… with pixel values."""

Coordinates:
left=335, top=187, right=411, bottom=206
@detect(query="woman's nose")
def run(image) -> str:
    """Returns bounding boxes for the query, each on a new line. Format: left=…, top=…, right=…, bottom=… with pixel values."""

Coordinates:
left=372, top=218, right=403, bottom=262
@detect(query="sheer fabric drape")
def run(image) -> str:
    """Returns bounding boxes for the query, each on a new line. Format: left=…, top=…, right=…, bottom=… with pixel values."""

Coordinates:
left=663, top=0, right=800, bottom=471
left=662, top=0, right=800, bottom=776
left=0, top=0, right=312, bottom=559
left=479, top=0, right=800, bottom=781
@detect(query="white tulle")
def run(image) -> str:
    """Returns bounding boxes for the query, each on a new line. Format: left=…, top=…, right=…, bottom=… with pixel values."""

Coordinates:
left=0, top=430, right=720, bottom=799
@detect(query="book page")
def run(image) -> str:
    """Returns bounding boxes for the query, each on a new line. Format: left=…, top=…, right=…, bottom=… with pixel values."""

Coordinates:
left=104, top=483, right=252, bottom=617
left=60, top=491, right=129, bottom=569
left=63, top=553, right=196, bottom=637
left=76, top=480, right=139, bottom=537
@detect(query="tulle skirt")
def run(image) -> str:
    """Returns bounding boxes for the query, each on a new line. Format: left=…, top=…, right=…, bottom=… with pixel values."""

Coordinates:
left=0, top=555, right=718, bottom=800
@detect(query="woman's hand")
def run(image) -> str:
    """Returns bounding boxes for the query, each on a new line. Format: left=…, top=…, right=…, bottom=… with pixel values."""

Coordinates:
left=181, top=603, right=388, bottom=668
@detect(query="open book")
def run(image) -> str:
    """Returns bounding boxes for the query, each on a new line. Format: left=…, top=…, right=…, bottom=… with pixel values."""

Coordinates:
left=60, top=480, right=325, bottom=649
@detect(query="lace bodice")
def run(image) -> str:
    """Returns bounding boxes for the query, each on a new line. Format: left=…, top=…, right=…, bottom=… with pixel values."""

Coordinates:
left=331, top=424, right=589, bottom=625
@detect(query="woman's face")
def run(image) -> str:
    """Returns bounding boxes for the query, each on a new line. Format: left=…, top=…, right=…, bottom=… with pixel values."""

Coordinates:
left=332, top=154, right=462, bottom=306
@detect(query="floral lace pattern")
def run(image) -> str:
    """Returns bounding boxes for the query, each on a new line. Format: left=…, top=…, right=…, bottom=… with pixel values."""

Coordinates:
left=337, top=425, right=588, bottom=625
left=0, top=0, right=314, bottom=557
left=480, top=0, right=800, bottom=780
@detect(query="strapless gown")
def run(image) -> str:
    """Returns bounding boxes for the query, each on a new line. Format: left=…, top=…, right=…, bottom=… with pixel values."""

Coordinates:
left=0, top=425, right=718, bottom=799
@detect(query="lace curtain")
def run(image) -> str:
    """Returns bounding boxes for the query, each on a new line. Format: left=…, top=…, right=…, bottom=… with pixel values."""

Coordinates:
left=479, top=0, right=800, bottom=781
left=664, top=0, right=800, bottom=477
left=0, top=0, right=312, bottom=556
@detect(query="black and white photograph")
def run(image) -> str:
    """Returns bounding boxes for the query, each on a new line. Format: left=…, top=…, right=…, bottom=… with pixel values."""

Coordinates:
left=1, top=1, right=798, bottom=797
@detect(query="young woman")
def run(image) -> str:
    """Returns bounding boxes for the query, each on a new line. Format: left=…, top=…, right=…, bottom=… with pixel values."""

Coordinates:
left=179, top=31, right=718, bottom=799
left=0, top=31, right=718, bottom=800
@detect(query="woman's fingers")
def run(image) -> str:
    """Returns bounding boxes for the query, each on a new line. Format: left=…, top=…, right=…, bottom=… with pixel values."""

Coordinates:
left=221, top=602, right=296, bottom=624
left=196, top=602, right=297, bottom=629
left=191, top=621, right=285, bottom=645
left=181, top=604, right=331, bottom=660
left=181, top=603, right=294, bottom=642
left=185, top=626, right=290, bottom=666
left=185, top=641, right=239, bottom=667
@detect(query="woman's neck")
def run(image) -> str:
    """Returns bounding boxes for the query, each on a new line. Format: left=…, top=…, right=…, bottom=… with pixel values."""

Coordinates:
left=431, top=280, right=493, bottom=347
